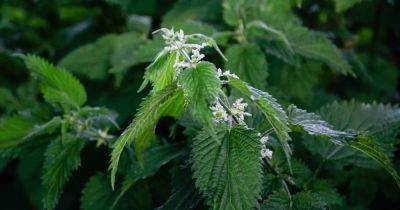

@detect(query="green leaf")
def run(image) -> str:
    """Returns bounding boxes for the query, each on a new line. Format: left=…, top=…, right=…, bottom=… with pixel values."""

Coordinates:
left=318, top=101, right=400, bottom=160
left=292, top=191, right=326, bottom=209
left=0, top=88, right=18, bottom=110
left=261, top=189, right=291, bottom=210
left=23, top=117, right=62, bottom=140
left=284, top=25, right=353, bottom=76
left=162, top=0, right=222, bottom=26
left=109, top=32, right=148, bottom=76
left=178, top=61, right=220, bottom=122
left=17, top=152, right=45, bottom=207
left=192, top=124, right=262, bottom=209
left=287, top=105, right=349, bottom=138
left=81, top=172, right=152, bottom=210
left=42, top=138, right=85, bottom=210
left=335, top=0, right=362, bottom=13
left=0, top=116, right=35, bottom=148
left=246, top=20, right=293, bottom=56
left=349, top=135, right=400, bottom=188
left=309, top=180, right=343, bottom=208
left=22, top=54, right=87, bottom=110
left=162, top=20, right=216, bottom=36
left=127, top=143, right=185, bottom=182
left=318, top=101, right=400, bottom=137
left=225, top=43, right=269, bottom=89
left=110, top=85, right=185, bottom=188
left=222, top=0, right=245, bottom=26
left=59, top=35, right=117, bottom=80
left=305, top=101, right=400, bottom=187
left=139, top=50, right=178, bottom=92
left=277, top=62, right=320, bottom=103
left=229, top=78, right=292, bottom=172
left=0, top=115, right=60, bottom=149
left=81, top=173, right=115, bottom=210
left=112, top=143, right=185, bottom=208
left=60, top=32, right=147, bottom=83
left=156, top=167, right=202, bottom=210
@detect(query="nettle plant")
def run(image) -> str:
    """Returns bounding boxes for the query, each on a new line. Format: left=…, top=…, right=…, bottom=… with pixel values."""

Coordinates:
left=1, top=0, right=400, bottom=209
left=105, top=28, right=400, bottom=209
left=1, top=28, right=400, bottom=210
left=0, top=54, right=118, bottom=210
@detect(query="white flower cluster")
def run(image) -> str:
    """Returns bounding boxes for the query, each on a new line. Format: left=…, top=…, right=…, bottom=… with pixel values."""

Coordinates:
left=231, top=98, right=252, bottom=122
left=261, top=147, right=273, bottom=159
left=216, top=68, right=239, bottom=82
left=210, top=98, right=251, bottom=125
left=210, top=101, right=229, bottom=122
left=159, top=28, right=209, bottom=69
left=259, top=135, right=273, bottom=159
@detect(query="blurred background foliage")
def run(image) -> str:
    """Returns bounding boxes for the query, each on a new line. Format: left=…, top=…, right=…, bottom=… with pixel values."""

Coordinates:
left=0, top=0, right=399, bottom=209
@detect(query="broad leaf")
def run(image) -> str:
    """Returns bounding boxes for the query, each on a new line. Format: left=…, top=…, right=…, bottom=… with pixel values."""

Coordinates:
left=113, top=143, right=185, bottom=208
left=156, top=167, right=202, bottom=210
left=0, top=115, right=61, bottom=149
left=305, top=101, right=400, bottom=187
left=162, top=0, right=222, bottom=26
left=284, top=25, right=353, bottom=76
left=350, top=135, right=400, bottom=188
left=178, top=61, right=220, bottom=122
left=22, top=55, right=87, bottom=110
left=81, top=173, right=115, bottom=210
left=192, top=124, right=262, bottom=209
left=59, top=35, right=117, bottom=80
left=0, top=88, right=18, bottom=110
left=0, top=116, right=35, bottom=148
left=139, top=50, right=178, bottom=92
left=287, top=105, right=349, bottom=138
left=42, top=138, right=85, bottom=210
left=229, top=78, right=292, bottom=172
left=225, top=43, right=269, bottom=89
left=110, top=85, right=185, bottom=188
left=23, top=117, right=62, bottom=140
left=335, top=0, right=362, bottom=13
left=81, top=173, right=151, bottom=210
left=261, top=189, right=291, bottom=210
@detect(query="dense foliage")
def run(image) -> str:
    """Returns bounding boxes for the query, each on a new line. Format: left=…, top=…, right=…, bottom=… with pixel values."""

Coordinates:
left=1, top=0, right=400, bottom=209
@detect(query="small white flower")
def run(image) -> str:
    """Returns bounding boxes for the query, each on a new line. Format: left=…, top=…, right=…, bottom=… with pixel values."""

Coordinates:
left=222, top=70, right=239, bottom=79
left=190, top=49, right=205, bottom=63
left=98, top=129, right=112, bottom=140
left=261, top=146, right=273, bottom=159
left=210, top=101, right=229, bottom=122
left=260, top=136, right=269, bottom=144
left=216, top=69, right=239, bottom=79
left=176, top=29, right=185, bottom=43
left=174, top=61, right=190, bottom=69
left=216, top=68, right=223, bottom=77
left=161, top=28, right=175, bottom=45
left=231, top=98, right=252, bottom=123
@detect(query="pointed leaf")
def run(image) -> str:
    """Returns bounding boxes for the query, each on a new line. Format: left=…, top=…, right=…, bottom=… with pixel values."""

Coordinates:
left=349, top=135, right=400, bottom=188
left=140, top=51, right=178, bottom=92
left=22, top=55, right=87, bottom=110
left=225, top=43, right=269, bottom=89
left=178, top=61, right=220, bottom=121
left=192, top=124, right=262, bottom=209
left=42, top=138, right=85, bottom=210
left=287, top=105, right=349, bottom=138
left=229, top=77, right=292, bottom=171
left=110, top=86, right=185, bottom=188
